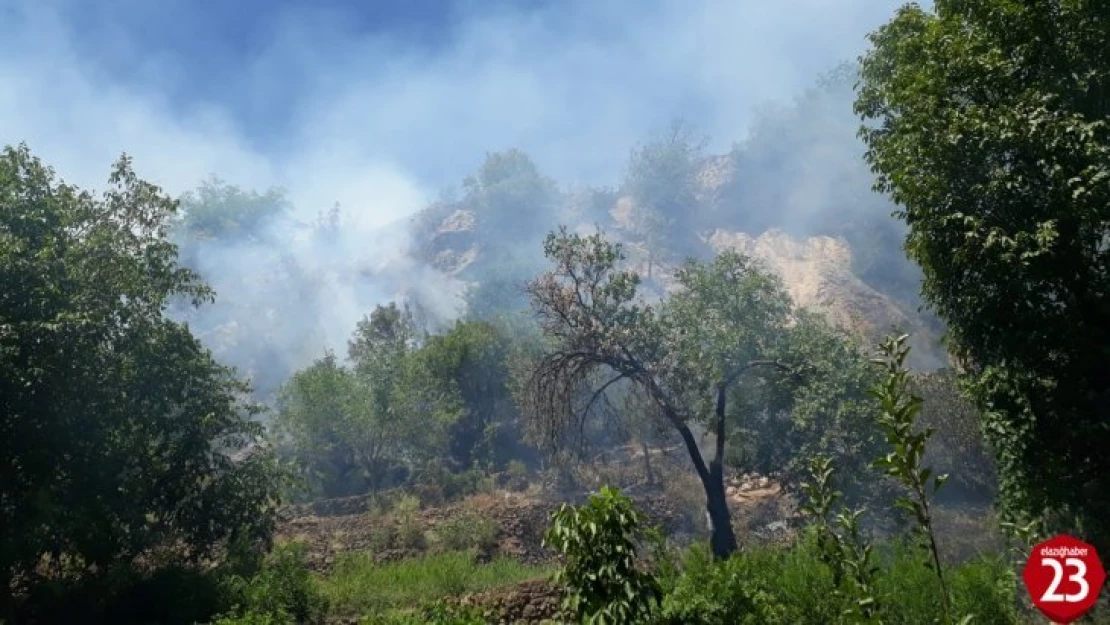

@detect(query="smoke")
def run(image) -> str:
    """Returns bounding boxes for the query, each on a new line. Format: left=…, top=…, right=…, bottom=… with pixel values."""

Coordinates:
left=0, top=0, right=907, bottom=394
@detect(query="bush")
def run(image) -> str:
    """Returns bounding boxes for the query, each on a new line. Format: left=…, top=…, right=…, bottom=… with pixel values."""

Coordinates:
left=658, top=538, right=841, bottom=625
left=502, top=460, right=530, bottom=491
left=393, top=495, right=428, bottom=551
left=433, top=513, right=500, bottom=554
left=656, top=535, right=1022, bottom=625
left=15, top=564, right=227, bottom=625
left=413, top=464, right=495, bottom=504
left=544, top=486, right=663, bottom=624
left=220, top=542, right=328, bottom=625
left=211, top=610, right=294, bottom=625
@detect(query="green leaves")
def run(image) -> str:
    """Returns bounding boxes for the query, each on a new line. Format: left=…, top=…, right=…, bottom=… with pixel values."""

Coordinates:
left=274, top=303, right=462, bottom=499
left=856, top=0, right=1110, bottom=545
left=868, top=334, right=958, bottom=624
left=543, top=487, right=662, bottom=624
left=0, top=144, right=282, bottom=592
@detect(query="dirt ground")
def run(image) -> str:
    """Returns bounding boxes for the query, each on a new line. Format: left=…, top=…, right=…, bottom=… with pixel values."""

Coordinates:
left=277, top=471, right=797, bottom=574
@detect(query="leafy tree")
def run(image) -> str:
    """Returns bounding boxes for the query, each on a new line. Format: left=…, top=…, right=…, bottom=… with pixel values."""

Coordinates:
left=856, top=0, right=1110, bottom=543
left=726, top=311, right=888, bottom=508
left=274, top=303, right=460, bottom=499
left=463, top=149, right=560, bottom=240
left=0, top=145, right=281, bottom=615
left=629, top=205, right=673, bottom=281
left=272, top=353, right=371, bottom=498
left=521, top=228, right=799, bottom=558
left=173, top=177, right=289, bottom=243
left=622, top=120, right=707, bottom=250
left=416, top=319, right=532, bottom=470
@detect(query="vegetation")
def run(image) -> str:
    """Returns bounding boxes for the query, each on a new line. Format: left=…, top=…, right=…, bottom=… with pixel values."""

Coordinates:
left=0, top=145, right=282, bottom=621
left=856, top=0, right=1110, bottom=546
left=544, top=487, right=662, bottom=623
left=4, top=1, right=1108, bottom=621
left=319, top=551, right=547, bottom=618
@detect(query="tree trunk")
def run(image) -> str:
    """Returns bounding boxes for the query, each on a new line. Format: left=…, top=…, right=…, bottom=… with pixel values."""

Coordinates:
left=706, top=383, right=737, bottom=558
left=640, top=439, right=655, bottom=486
left=672, top=419, right=738, bottom=559
left=702, top=466, right=737, bottom=558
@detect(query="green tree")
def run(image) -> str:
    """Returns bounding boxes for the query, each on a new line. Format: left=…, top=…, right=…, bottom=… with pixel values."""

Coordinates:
left=856, top=1, right=1110, bottom=543
left=173, top=177, right=289, bottom=243
left=522, top=228, right=798, bottom=558
left=0, top=145, right=281, bottom=615
left=463, top=149, right=560, bottom=240
left=727, top=311, right=888, bottom=508
left=275, top=303, right=460, bottom=499
left=622, top=120, right=706, bottom=248
left=273, top=353, right=370, bottom=498
left=416, top=319, right=532, bottom=470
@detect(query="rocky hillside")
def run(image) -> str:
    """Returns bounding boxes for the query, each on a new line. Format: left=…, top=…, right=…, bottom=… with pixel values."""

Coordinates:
left=411, top=153, right=947, bottom=369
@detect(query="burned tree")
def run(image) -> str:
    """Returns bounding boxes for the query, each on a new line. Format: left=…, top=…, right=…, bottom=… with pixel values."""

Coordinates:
left=521, top=228, right=797, bottom=558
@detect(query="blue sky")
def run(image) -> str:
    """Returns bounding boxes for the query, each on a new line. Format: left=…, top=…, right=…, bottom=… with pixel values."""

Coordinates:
left=0, top=0, right=906, bottom=229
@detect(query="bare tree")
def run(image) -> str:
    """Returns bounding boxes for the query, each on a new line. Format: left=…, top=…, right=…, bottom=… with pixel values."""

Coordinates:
left=521, top=227, right=797, bottom=558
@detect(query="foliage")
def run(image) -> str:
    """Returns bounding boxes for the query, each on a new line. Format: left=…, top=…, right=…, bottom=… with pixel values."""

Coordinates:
left=523, top=227, right=807, bottom=557
left=274, top=303, right=460, bottom=499
left=856, top=0, right=1110, bottom=545
left=869, top=334, right=955, bottom=622
left=543, top=487, right=662, bottom=624
left=622, top=119, right=707, bottom=244
left=14, top=564, right=228, bottom=625
left=463, top=149, right=560, bottom=241
left=798, top=457, right=881, bottom=623
left=658, top=536, right=1020, bottom=625
left=219, top=542, right=328, bottom=625
left=318, top=551, right=548, bottom=617
left=211, top=611, right=293, bottom=625
left=416, top=319, right=533, bottom=470
left=727, top=311, right=889, bottom=509
left=433, top=513, right=500, bottom=555
left=0, top=144, right=282, bottom=616
left=172, top=177, right=288, bottom=242
left=658, top=539, right=839, bottom=625
left=911, top=369, right=997, bottom=503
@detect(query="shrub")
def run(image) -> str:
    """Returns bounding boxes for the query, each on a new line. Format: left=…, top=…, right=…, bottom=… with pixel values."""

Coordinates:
left=543, top=486, right=662, bottom=624
left=655, top=536, right=1021, bottom=625
left=503, top=459, right=530, bottom=491
left=220, top=542, right=328, bottom=625
left=434, top=513, right=500, bottom=554
left=211, top=610, right=294, bottom=625
left=17, top=564, right=227, bottom=625
left=393, top=495, right=428, bottom=551
left=658, top=538, right=841, bottom=625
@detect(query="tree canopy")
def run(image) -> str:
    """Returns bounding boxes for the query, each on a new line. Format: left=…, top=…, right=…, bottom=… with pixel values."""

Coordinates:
left=856, top=0, right=1110, bottom=543
left=521, top=228, right=817, bottom=557
left=0, top=145, right=281, bottom=612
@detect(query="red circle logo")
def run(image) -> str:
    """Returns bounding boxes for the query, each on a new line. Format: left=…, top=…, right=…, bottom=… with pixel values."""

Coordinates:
left=1023, top=534, right=1106, bottom=623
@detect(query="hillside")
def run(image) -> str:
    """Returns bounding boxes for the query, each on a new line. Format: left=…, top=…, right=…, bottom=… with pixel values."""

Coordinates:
left=411, top=152, right=947, bottom=370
